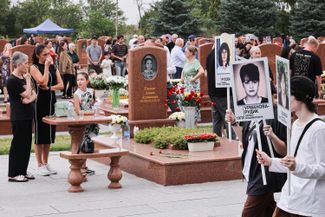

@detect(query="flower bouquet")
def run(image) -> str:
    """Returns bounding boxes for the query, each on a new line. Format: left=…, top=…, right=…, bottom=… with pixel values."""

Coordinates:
left=106, top=76, right=127, bottom=108
left=169, top=112, right=186, bottom=128
left=90, top=74, right=109, bottom=90
left=110, top=115, right=128, bottom=125
left=184, top=133, right=218, bottom=152
left=106, top=76, right=127, bottom=90
left=109, top=115, right=128, bottom=140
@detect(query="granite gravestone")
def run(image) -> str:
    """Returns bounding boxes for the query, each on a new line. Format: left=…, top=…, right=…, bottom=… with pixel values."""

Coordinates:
left=128, top=44, right=174, bottom=136
left=34, top=36, right=44, bottom=44
left=9, top=45, right=35, bottom=71
left=316, top=44, right=325, bottom=71
left=198, top=38, right=214, bottom=46
left=198, top=42, right=213, bottom=95
left=77, top=39, right=89, bottom=66
left=198, top=42, right=214, bottom=123
left=259, top=44, right=281, bottom=82
left=272, top=37, right=283, bottom=46
left=0, top=39, right=8, bottom=52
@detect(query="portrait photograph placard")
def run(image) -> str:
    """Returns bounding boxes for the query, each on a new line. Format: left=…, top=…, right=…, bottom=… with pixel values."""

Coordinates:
left=141, top=54, right=157, bottom=80
left=231, top=57, right=274, bottom=122
left=276, top=56, right=291, bottom=127
left=215, top=34, right=235, bottom=88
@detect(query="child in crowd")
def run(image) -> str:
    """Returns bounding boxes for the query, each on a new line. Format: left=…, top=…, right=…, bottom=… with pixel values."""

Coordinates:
left=88, top=69, right=97, bottom=78
left=73, top=72, right=99, bottom=175
left=100, top=52, right=113, bottom=78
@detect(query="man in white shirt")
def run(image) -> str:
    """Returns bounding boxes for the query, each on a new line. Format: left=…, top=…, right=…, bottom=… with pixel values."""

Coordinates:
left=171, top=38, right=185, bottom=79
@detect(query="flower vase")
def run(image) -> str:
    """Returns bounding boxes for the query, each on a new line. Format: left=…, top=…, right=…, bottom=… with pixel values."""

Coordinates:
left=110, top=124, right=121, bottom=142
left=176, top=120, right=185, bottom=128
left=112, top=88, right=120, bottom=109
left=183, top=106, right=196, bottom=128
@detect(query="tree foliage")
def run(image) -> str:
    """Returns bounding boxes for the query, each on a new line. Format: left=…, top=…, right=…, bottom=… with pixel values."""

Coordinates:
left=149, top=0, right=201, bottom=37
left=289, top=0, right=325, bottom=40
left=0, top=0, right=125, bottom=39
left=218, top=0, right=277, bottom=36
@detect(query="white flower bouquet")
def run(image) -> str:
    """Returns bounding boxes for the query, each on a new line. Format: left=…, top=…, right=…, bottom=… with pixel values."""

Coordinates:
left=107, top=76, right=127, bottom=90
left=110, top=115, right=128, bottom=125
left=168, top=112, right=185, bottom=121
left=108, top=88, right=128, bottom=97
left=90, top=74, right=109, bottom=90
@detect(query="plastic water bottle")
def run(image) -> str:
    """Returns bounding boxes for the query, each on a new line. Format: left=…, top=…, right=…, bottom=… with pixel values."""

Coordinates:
left=93, top=101, right=100, bottom=117
left=123, top=121, right=131, bottom=142
left=67, top=102, right=75, bottom=119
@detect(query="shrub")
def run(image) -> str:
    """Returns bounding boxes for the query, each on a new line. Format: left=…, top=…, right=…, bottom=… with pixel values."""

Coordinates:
left=134, top=126, right=214, bottom=150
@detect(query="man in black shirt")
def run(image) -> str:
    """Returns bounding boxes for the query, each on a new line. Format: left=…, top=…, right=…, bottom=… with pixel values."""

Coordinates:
left=290, top=36, right=323, bottom=98
left=111, top=35, right=128, bottom=77
left=206, top=48, right=234, bottom=138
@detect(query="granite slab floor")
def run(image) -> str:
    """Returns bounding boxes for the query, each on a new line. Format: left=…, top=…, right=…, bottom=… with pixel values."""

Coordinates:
left=0, top=152, right=249, bottom=217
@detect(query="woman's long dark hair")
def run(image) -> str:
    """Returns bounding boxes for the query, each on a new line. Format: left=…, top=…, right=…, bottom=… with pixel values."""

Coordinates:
left=32, top=44, right=46, bottom=64
left=218, top=42, right=230, bottom=67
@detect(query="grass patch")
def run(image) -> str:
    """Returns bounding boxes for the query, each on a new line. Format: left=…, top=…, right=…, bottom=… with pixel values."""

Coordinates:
left=0, top=135, right=71, bottom=155
left=134, top=126, right=214, bottom=150
left=0, top=131, right=112, bottom=155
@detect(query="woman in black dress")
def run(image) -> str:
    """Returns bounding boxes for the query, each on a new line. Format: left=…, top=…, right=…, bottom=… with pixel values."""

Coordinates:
left=30, top=44, right=63, bottom=176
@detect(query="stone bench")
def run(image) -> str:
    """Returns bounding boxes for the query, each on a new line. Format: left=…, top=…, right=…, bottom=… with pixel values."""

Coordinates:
left=60, top=148, right=128, bottom=193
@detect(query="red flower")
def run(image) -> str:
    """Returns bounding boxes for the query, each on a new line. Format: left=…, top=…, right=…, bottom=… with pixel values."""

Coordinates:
left=171, top=100, right=177, bottom=104
left=211, top=102, right=216, bottom=106
left=175, top=107, right=180, bottom=111
left=196, top=98, right=202, bottom=104
left=200, top=92, right=204, bottom=97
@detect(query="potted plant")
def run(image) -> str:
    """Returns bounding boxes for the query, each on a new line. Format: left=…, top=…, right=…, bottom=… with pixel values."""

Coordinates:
left=184, top=133, right=218, bottom=152
left=109, top=115, right=128, bottom=139
left=168, top=112, right=185, bottom=128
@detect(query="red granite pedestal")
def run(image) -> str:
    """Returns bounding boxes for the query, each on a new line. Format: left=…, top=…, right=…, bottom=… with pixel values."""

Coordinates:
left=94, top=137, right=242, bottom=186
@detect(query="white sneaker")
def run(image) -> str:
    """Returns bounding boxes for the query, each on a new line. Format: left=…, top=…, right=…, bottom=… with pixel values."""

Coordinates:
left=38, top=165, right=51, bottom=176
left=45, top=164, right=57, bottom=175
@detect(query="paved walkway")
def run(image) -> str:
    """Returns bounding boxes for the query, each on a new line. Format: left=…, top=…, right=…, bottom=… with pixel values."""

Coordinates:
left=0, top=152, right=248, bottom=217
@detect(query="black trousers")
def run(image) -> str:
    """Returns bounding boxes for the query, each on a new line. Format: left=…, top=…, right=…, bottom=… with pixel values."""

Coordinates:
left=242, top=192, right=276, bottom=217
left=8, top=120, right=33, bottom=177
left=63, top=74, right=75, bottom=97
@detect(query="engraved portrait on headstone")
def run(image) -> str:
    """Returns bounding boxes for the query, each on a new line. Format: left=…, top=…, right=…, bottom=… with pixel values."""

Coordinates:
left=141, top=55, right=157, bottom=80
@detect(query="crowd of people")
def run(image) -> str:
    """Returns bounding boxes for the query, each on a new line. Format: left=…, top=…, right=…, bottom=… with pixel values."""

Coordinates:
left=0, top=32, right=325, bottom=217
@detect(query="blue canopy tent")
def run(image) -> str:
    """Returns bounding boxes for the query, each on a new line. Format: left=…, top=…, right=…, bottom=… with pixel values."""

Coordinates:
left=23, top=19, right=74, bottom=34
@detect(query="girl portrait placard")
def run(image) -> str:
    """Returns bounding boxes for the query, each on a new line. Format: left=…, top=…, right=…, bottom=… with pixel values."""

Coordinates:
left=215, top=33, right=235, bottom=88
left=276, top=56, right=291, bottom=127
left=231, top=57, right=274, bottom=122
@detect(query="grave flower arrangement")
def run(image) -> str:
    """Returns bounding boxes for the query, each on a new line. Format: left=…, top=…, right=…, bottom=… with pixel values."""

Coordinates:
left=110, top=115, right=128, bottom=125
left=184, top=133, right=218, bottom=143
left=167, top=85, right=204, bottom=109
left=168, top=112, right=185, bottom=121
left=107, top=76, right=127, bottom=90
left=90, top=74, right=109, bottom=90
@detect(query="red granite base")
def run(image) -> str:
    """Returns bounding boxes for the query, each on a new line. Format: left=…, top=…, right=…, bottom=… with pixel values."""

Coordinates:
left=94, top=137, right=242, bottom=186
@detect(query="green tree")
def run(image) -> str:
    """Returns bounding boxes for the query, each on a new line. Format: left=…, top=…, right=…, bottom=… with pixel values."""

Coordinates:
left=0, top=0, right=11, bottom=37
left=218, top=0, right=277, bottom=36
left=289, top=0, right=325, bottom=40
left=150, top=0, right=201, bottom=37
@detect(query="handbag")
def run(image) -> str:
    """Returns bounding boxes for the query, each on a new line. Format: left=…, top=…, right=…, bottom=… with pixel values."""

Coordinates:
left=54, top=101, right=70, bottom=117
left=78, top=135, right=94, bottom=153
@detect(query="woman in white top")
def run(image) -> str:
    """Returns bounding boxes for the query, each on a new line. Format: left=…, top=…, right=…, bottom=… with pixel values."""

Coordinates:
left=257, top=76, right=325, bottom=217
